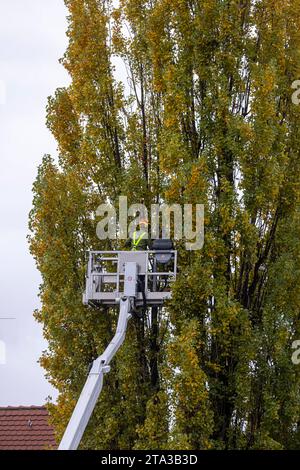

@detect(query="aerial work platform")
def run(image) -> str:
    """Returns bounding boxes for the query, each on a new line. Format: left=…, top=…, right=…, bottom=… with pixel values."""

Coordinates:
left=83, top=249, right=177, bottom=307
left=59, top=244, right=177, bottom=450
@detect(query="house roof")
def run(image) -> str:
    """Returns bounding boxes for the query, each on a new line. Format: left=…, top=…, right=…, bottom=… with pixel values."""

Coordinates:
left=0, top=406, right=57, bottom=450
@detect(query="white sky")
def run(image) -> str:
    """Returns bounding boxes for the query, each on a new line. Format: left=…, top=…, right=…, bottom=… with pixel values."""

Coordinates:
left=0, top=0, right=70, bottom=405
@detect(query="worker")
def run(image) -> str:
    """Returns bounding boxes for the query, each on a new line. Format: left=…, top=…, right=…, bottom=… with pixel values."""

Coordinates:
left=125, top=219, right=150, bottom=315
left=125, top=219, right=150, bottom=251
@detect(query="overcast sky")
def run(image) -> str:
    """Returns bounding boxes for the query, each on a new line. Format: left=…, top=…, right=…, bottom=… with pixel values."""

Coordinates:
left=0, top=1, right=70, bottom=406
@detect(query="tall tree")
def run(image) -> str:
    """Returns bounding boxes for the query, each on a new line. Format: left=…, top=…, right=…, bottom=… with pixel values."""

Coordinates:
left=30, top=0, right=300, bottom=449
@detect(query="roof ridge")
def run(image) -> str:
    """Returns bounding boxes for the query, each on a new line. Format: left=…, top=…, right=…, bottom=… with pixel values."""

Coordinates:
left=0, top=406, right=47, bottom=410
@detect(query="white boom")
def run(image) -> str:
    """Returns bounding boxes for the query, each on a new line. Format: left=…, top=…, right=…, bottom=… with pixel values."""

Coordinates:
left=58, top=247, right=176, bottom=450
left=58, top=262, right=137, bottom=450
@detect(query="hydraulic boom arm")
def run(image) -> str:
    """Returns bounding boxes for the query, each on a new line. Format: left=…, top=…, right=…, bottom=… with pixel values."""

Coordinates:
left=58, top=296, right=132, bottom=450
left=58, top=249, right=176, bottom=451
left=58, top=262, right=138, bottom=450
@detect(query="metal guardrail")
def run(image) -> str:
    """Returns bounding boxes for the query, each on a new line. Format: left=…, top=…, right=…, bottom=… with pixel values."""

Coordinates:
left=83, top=250, right=177, bottom=306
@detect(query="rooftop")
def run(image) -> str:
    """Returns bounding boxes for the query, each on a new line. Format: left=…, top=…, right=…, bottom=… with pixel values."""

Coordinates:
left=0, top=406, right=57, bottom=450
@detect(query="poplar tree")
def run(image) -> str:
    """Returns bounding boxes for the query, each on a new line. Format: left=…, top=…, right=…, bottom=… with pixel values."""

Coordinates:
left=29, top=0, right=300, bottom=449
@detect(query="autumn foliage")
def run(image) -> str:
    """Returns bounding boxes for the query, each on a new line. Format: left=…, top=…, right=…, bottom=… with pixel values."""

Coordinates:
left=29, top=0, right=300, bottom=449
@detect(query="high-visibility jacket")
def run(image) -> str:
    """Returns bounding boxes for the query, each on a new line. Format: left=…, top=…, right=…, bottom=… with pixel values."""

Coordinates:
left=131, top=230, right=148, bottom=251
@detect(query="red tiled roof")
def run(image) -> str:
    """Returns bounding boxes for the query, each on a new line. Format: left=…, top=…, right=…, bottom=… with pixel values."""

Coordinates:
left=0, top=406, right=57, bottom=450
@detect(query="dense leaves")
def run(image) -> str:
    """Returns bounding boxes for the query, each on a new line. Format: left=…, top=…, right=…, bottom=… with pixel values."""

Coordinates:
left=29, top=0, right=300, bottom=449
